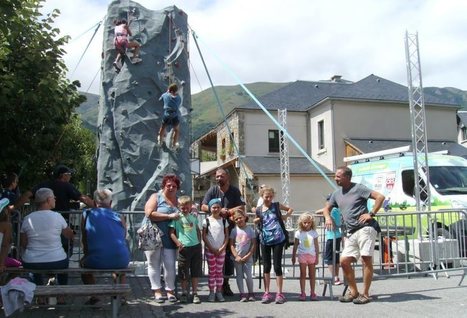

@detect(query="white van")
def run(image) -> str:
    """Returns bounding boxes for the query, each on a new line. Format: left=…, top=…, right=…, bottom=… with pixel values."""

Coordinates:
left=348, top=152, right=467, bottom=212
left=347, top=149, right=467, bottom=259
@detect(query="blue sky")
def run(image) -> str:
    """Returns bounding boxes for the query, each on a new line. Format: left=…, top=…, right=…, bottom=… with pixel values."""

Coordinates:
left=41, top=0, right=467, bottom=94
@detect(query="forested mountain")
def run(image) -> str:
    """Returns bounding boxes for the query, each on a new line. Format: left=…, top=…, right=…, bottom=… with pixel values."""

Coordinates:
left=76, top=84, right=467, bottom=138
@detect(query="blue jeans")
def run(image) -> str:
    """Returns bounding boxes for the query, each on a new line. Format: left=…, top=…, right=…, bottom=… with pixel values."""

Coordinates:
left=23, top=258, right=69, bottom=285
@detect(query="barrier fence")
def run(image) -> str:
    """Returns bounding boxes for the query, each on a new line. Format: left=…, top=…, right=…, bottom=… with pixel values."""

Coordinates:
left=14, top=208, right=467, bottom=291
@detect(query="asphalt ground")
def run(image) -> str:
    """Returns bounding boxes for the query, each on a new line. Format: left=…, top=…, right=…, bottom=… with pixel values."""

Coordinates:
left=13, top=266, right=467, bottom=318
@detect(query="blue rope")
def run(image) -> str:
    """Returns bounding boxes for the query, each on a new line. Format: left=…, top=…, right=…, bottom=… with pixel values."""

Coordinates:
left=190, top=30, right=337, bottom=190
left=191, top=29, right=252, bottom=189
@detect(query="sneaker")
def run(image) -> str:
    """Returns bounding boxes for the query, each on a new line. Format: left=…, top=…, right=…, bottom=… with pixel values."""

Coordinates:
left=248, top=293, right=256, bottom=302
left=299, top=292, right=306, bottom=301
left=215, top=292, right=225, bottom=302
left=239, top=294, right=248, bottom=302
left=333, top=278, right=343, bottom=285
left=113, top=61, right=121, bottom=73
left=310, top=292, right=318, bottom=301
left=120, top=296, right=127, bottom=305
left=47, top=277, right=56, bottom=286
left=275, top=293, right=286, bottom=304
left=339, top=291, right=358, bottom=303
left=261, top=292, right=272, bottom=304
left=180, top=294, right=188, bottom=304
left=131, top=56, right=142, bottom=63
left=352, top=294, right=371, bottom=305
left=157, top=135, right=162, bottom=145
left=208, top=291, right=216, bottom=302
left=193, top=294, right=201, bottom=304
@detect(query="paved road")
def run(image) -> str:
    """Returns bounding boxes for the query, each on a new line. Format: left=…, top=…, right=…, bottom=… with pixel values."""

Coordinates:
left=161, top=270, right=467, bottom=318
left=16, top=268, right=466, bottom=318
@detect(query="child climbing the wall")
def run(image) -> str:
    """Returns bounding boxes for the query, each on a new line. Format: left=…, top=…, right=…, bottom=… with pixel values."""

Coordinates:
left=158, top=83, right=182, bottom=149
left=113, top=19, right=141, bottom=73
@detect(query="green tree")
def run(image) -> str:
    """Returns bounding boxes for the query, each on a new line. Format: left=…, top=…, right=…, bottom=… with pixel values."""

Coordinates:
left=50, top=115, right=97, bottom=194
left=0, top=0, right=87, bottom=189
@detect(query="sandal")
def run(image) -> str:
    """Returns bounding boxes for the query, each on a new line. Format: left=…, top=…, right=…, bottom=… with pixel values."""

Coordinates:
left=167, top=293, right=177, bottom=303
left=339, top=291, right=358, bottom=303
left=154, top=292, right=164, bottom=304
left=353, top=294, right=371, bottom=305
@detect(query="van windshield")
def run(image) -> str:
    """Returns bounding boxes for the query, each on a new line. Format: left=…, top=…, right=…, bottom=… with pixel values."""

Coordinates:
left=429, top=166, right=467, bottom=194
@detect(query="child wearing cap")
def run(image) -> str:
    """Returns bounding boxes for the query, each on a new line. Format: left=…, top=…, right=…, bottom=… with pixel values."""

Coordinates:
left=202, top=198, right=229, bottom=302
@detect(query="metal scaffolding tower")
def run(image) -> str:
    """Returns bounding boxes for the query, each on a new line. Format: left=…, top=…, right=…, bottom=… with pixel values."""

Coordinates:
left=405, top=31, right=431, bottom=213
left=278, top=109, right=291, bottom=227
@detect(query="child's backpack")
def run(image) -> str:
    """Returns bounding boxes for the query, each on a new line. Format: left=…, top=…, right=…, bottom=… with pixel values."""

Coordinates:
left=205, top=216, right=227, bottom=234
left=256, top=202, right=290, bottom=249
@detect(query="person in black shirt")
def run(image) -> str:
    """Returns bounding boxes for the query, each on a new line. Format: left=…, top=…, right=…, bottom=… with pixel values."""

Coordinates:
left=19, top=165, right=95, bottom=255
left=201, top=168, right=245, bottom=296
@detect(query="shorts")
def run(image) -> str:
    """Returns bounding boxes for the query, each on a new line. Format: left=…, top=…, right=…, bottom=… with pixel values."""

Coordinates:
left=178, top=244, right=203, bottom=280
left=298, top=253, right=317, bottom=265
left=341, top=226, right=377, bottom=260
left=114, top=37, right=128, bottom=53
left=162, top=113, right=180, bottom=126
left=324, top=237, right=342, bottom=265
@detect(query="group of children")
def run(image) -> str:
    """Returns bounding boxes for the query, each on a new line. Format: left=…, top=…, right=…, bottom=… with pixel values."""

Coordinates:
left=168, top=186, right=343, bottom=305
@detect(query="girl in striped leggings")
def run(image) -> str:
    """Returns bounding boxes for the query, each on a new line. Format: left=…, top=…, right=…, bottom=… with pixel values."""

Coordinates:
left=202, top=198, right=229, bottom=302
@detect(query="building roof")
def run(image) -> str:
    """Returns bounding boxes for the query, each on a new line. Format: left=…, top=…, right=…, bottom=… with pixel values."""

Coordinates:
left=237, top=74, right=460, bottom=112
left=242, top=156, right=332, bottom=175
left=345, top=138, right=467, bottom=159
left=458, top=111, right=467, bottom=127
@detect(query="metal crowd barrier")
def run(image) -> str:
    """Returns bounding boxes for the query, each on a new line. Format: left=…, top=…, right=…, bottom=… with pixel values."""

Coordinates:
left=15, top=208, right=467, bottom=286
left=374, top=209, right=467, bottom=282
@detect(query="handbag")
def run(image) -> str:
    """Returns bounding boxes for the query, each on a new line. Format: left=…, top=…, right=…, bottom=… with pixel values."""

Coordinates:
left=137, top=216, right=164, bottom=250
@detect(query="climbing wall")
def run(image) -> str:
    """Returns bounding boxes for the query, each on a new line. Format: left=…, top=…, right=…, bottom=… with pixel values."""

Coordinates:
left=97, top=0, right=191, bottom=211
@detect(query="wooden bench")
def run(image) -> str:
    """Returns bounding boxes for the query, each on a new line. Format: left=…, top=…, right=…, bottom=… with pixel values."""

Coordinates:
left=5, top=267, right=134, bottom=275
left=34, top=284, right=131, bottom=318
left=3, top=267, right=134, bottom=317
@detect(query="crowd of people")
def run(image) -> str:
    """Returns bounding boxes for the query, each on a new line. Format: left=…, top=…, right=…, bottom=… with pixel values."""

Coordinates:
left=0, top=164, right=384, bottom=306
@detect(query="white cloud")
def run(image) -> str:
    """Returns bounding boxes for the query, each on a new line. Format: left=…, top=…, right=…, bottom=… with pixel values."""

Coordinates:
left=40, top=0, right=467, bottom=94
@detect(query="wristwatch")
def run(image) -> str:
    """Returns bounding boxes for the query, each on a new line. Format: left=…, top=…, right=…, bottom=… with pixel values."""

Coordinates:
left=369, top=212, right=376, bottom=217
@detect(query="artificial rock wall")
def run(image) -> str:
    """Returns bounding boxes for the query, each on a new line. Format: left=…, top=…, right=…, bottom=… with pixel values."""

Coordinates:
left=97, top=1, right=191, bottom=211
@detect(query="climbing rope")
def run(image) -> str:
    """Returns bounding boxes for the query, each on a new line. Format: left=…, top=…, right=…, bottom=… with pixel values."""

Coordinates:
left=70, top=21, right=102, bottom=43
left=86, top=67, right=101, bottom=93
left=70, top=20, right=102, bottom=77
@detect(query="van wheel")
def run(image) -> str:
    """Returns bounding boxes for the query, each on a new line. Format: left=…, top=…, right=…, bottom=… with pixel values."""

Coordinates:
left=427, top=222, right=451, bottom=238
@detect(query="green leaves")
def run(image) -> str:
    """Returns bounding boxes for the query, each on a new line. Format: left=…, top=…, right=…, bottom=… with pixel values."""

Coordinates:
left=0, top=0, right=95, bottom=191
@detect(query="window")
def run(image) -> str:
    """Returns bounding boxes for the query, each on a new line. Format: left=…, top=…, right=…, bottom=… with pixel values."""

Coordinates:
left=229, top=132, right=235, bottom=155
left=220, top=138, right=226, bottom=159
left=268, top=130, right=280, bottom=153
left=318, top=120, right=325, bottom=150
